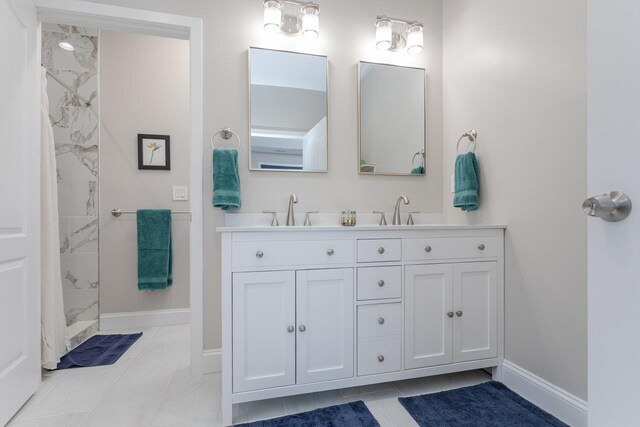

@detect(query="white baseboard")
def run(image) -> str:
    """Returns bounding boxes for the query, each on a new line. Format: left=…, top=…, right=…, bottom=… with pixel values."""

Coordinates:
left=202, top=348, right=222, bottom=373
left=502, top=360, right=588, bottom=427
left=100, top=308, right=190, bottom=330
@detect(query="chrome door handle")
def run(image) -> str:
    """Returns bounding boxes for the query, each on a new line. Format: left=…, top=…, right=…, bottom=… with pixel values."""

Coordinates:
left=287, top=326, right=295, bottom=333
left=378, top=280, right=385, bottom=287
left=378, top=247, right=385, bottom=254
left=377, top=355, right=385, bottom=362
left=456, top=310, right=463, bottom=317
left=424, top=245, right=432, bottom=253
left=478, top=244, right=486, bottom=251
left=583, top=191, right=631, bottom=222
left=447, top=311, right=454, bottom=318
left=378, top=317, right=385, bottom=325
left=327, top=249, right=334, bottom=256
left=256, top=251, right=264, bottom=258
left=298, top=325, right=306, bottom=332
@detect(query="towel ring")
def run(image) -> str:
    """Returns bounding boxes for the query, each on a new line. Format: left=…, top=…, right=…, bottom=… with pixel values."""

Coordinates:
left=412, top=150, right=425, bottom=167
left=210, top=127, right=240, bottom=151
left=456, top=130, right=478, bottom=155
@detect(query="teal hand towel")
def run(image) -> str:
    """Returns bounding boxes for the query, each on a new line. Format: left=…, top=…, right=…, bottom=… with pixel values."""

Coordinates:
left=212, top=149, right=241, bottom=210
left=411, top=166, right=425, bottom=174
left=137, top=209, right=172, bottom=291
left=453, top=152, right=480, bottom=211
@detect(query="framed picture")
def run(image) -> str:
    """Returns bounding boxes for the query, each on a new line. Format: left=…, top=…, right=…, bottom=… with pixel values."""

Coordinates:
left=138, top=134, right=170, bottom=170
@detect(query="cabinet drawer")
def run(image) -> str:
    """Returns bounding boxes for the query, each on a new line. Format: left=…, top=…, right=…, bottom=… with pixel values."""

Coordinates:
left=357, top=239, right=402, bottom=263
left=357, top=338, right=401, bottom=376
left=232, top=240, right=354, bottom=268
left=405, top=237, right=497, bottom=261
left=357, top=266, right=402, bottom=300
left=358, top=303, right=402, bottom=339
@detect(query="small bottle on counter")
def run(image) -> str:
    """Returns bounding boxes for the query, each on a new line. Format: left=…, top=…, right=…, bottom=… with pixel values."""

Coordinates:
left=341, top=210, right=356, bottom=226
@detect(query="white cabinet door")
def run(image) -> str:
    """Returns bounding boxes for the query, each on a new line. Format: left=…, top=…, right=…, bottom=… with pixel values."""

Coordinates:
left=232, top=271, right=296, bottom=392
left=0, top=1, right=40, bottom=425
left=453, top=262, right=497, bottom=362
left=296, top=269, right=354, bottom=384
left=404, top=264, right=453, bottom=369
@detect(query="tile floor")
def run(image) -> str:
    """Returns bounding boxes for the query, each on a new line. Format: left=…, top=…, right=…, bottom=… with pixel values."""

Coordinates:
left=8, top=325, right=492, bottom=427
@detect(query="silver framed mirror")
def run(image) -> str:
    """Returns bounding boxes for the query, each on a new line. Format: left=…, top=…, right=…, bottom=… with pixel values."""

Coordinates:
left=358, top=61, right=427, bottom=176
left=249, top=47, right=328, bottom=172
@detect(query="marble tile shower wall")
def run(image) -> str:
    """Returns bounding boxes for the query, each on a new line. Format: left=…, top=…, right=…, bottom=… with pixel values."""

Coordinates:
left=42, top=24, right=100, bottom=330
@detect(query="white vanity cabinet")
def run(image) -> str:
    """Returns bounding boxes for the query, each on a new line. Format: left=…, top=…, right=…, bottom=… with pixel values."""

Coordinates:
left=219, top=225, right=505, bottom=426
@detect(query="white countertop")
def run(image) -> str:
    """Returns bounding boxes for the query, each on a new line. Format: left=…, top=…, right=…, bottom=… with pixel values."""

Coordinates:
left=217, top=224, right=507, bottom=232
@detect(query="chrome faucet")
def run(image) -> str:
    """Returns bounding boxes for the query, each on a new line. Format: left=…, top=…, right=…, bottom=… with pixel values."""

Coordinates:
left=286, top=193, right=298, bottom=226
left=392, top=195, right=410, bottom=225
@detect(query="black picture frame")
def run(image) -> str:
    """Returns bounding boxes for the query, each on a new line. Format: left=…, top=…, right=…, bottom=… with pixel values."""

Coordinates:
left=138, top=134, right=171, bottom=170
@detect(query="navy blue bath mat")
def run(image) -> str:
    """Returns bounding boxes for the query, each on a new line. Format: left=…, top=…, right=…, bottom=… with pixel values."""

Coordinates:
left=399, top=381, right=567, bottom=427
left=57, top=333, right=142, bottom=370
left=236, top=401, right=380, bottom=427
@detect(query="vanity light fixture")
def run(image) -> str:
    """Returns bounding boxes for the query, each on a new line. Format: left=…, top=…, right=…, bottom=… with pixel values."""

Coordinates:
left=375, top=16, right=424, bottom=55
left=263, top=0, right=320, bottom=39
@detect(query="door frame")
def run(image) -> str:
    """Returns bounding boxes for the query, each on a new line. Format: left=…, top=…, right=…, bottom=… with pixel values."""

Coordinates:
left=35, top=0, right=206, bottom=374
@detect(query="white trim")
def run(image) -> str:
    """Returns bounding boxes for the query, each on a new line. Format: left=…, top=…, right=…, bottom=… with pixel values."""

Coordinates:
left=202, top=348, right=222, bottom=374
left=35, top=0, right=205, bottom=375
left=99, top=308, right=190, bottom=330
left=502, top=360, right=588, bottom=427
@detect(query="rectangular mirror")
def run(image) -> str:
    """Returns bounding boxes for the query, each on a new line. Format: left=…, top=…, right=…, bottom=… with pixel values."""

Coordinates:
left=249, top=47, right=328, bottom=172
left=358, top=61, right=426, bottom=175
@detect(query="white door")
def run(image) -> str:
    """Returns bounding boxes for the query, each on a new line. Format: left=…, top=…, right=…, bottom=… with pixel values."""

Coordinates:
left=404, top=264, right=453, bottom=369
left=302, top=117, right=327, bottom=171
left=296, top=269, right=354, bottom=384
left=0, top=0, right=40, bottom=425
left=452, top=262, right=497, bottom=363
left=232, top=271, right=296, bottom=392
left=588, top=1, right=640, bottom=424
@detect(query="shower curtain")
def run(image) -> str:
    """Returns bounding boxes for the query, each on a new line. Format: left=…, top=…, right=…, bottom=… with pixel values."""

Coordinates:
left=40, top=66, right=69, bottom=369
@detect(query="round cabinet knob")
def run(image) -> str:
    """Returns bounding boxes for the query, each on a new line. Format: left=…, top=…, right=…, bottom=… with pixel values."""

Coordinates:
left=298, top=325, right=306, bottom=332
left=425, top=245, right=432, bottom=253
left=378, top=280, right=385, bottom=287
left=447, top=311, right=454, bottom=318
left=378, top=247, right=385, bottom=254
left=327, top=249, right=334, bottom=256
left=378, top=317, right=385, bottom=325
left=377, top=355, right=385, bottom=363
left=478, top=244, right=486, bottom=251
left=256, top=251, right=264, bottom=258
left=287, top=326, right=295, bottom=333
left=456, top=310, right=463, bottom=317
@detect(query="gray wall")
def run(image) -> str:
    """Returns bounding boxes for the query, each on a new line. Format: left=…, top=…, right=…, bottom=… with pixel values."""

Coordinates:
left=99, top=30, right=190, bottom=314
left=442, top=0, right=587, bottom=399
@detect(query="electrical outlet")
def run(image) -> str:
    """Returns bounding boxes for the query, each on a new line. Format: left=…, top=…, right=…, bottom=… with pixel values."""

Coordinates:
left=173, top=186, right=188, bottom=201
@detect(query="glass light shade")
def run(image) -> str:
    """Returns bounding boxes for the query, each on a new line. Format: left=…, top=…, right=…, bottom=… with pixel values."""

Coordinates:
left=58, top=41, right=74, bottom=51
left=263, top=0, right=283, bottom=34
left=301, top=5, right=320, bottom=40
left=406, top=24, right=424, bottom=55
left=376, top=19, right=392, bottom=51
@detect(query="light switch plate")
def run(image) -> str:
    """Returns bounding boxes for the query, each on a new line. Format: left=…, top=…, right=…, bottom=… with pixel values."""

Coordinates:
left=173, top=186, right=188, bottom=201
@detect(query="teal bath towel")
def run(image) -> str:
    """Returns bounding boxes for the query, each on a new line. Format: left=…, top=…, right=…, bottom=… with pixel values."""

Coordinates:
left=212, top=149, right=241, bottom=210
left=137, top=210, right=172, bottom=291
left=411, top=166, right=425, bottom=174
left=453, top=152, right=479, bottom=211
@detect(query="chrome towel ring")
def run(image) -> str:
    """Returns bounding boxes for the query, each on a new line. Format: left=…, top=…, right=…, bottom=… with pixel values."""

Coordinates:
left=456, top=129, right=478, bottom=155
left=210, top=127, right=240, bottom=151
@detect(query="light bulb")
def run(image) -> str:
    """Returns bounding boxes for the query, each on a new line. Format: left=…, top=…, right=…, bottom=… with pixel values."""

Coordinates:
left=263, top=0, right=283, bottom=34
left=301, top=5, right=320, bottom=40
left=376, top=18, right=392, bottom=51
left=406, top=23, right=424, bottom=55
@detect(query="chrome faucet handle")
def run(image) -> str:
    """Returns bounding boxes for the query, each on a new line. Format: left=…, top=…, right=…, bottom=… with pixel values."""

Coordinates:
left=304, top=211, right=319, bottom=226
left=407, top=212, right=420, bottom=225
left=286, top=193, right=298, bottom=226
left=373, top=211, right=387, bottom=226
left=263, top=211, right=279, bottom=227
left=392, top=195, right=410, bottom=226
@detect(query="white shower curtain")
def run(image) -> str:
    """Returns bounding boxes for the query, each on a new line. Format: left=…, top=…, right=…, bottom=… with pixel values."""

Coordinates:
left=40, top=67, right=69, bottom=369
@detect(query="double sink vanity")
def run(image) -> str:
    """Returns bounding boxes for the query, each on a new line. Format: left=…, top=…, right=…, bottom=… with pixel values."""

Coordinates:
left=218, top=201, right=505, bottom=425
